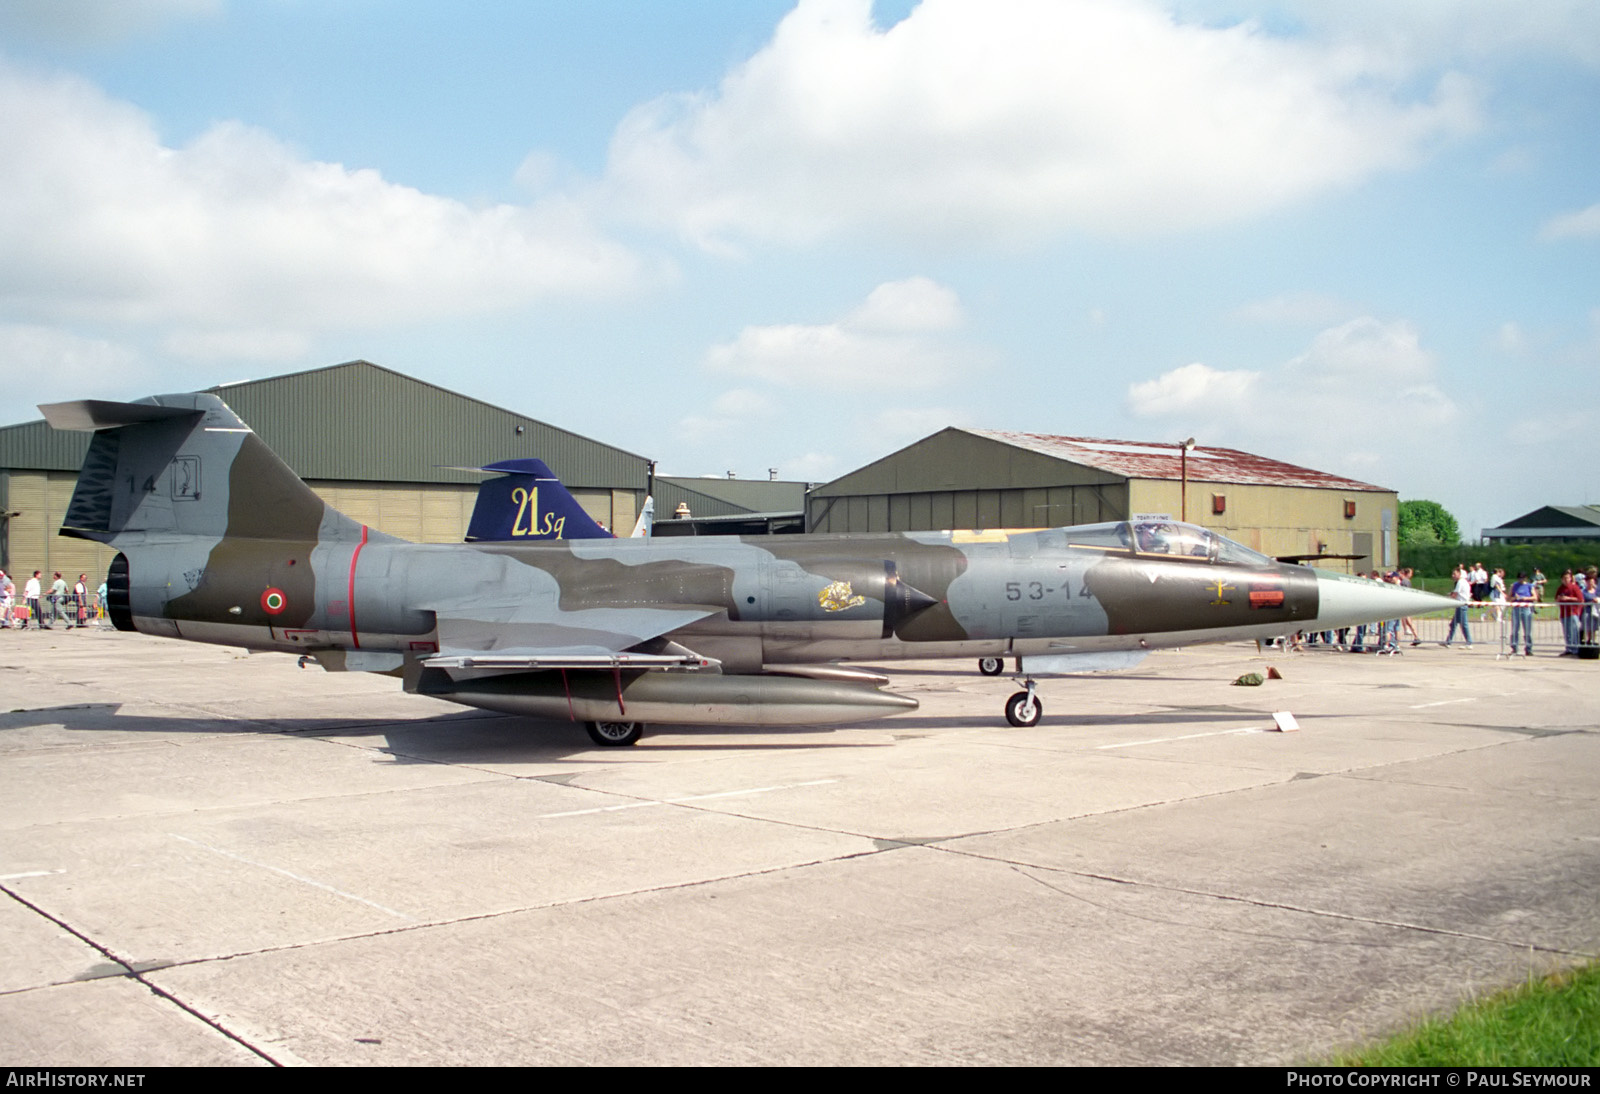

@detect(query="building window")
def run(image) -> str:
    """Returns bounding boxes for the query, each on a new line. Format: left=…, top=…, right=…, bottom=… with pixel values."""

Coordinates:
left=1344, top=500, right=1357, bottom=519
left=1211, top=494, right=1226, bottom=515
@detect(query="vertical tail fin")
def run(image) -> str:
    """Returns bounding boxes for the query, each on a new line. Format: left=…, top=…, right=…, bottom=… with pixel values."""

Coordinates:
left=463, top=458, right=614, bottom=542
left=630, top=495, right=654, bottom=538
left=41, top=392, right=353, bottom=544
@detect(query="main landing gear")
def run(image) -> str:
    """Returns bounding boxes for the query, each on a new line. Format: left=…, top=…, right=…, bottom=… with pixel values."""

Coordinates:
left=1003, top=679, right=1042, bottom=727
left=585, top=720, right=644, bottom=747
left=978, top=656, right=1005, bottom=676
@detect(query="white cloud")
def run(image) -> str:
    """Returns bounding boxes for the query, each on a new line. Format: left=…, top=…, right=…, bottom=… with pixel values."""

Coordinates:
left=849, top=277, right=963, bottom=333
left=0, top=61, right=649, bottom=345
left=1541, top=202, right=1600, bottom=240
left=675, top=277, right=986, bottom=478
left=1126, top=317, right=1458, bottom=473
left=868, top=405, right=969, bottom=444
left=1190, top=0, right=1600, bottom=69
left=1504, top=410, right=1585, bottom=450
left=160, top=328, right=310, bottom=363
left=675, top=387, right=779, bottom=444
left=709, top=387, right=778, bottom=417
left=601, top=0, right=1478, bottom=250
left=1495, top=321, right=1528, bottom=355
left=1289, top=315, right=1445, bottom=390
left=0, top=324, right=148, bottom=422
left=705, top=276, right=984, bottom=388
left=1127, top=361, right=1261, bottom=418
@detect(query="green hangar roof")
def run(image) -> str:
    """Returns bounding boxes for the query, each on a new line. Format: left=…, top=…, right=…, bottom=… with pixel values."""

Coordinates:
left=0, top=360, right=648, bottom=489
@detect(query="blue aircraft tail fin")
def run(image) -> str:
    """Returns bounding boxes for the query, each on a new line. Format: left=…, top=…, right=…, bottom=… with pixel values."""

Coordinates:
left=464, top=458, right=614, bottom=542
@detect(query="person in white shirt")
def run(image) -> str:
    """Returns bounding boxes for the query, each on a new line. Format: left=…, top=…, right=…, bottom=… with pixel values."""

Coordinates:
left=23, top=571, right=41, bottom=629
left=1489, top=567, right=1507, bottom=624
left=1444, top=565, right=1473, bottom=647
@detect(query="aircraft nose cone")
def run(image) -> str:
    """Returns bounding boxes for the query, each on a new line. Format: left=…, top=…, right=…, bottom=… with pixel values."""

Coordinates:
left=900, top=582, right=940, bottom=615
left=1312, top=573, right=1455, bottom=631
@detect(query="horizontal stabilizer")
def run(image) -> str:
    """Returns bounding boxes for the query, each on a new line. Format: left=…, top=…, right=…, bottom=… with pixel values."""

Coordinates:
left=39, top=399, right=203, bottom=431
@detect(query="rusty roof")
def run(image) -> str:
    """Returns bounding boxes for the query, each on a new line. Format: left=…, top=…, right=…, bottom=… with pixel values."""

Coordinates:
left=966, top=429, right=1390, bottom=492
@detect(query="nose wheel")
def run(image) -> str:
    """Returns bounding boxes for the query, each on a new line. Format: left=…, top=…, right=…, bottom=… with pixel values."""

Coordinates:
left=978, top=656, right=1005, bottom=676
left=1004, top=680, right=1042, bottom=727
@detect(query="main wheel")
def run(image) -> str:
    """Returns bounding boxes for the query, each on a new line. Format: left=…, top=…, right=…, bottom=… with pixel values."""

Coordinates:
left=585, top=720, right=644, bottom=747
left=1004, top=691, right=1042, bottom=728
left=978, top=656, right=1005, bottom=676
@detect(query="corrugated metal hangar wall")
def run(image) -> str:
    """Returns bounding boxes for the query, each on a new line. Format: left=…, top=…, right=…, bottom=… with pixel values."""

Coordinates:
left=806, top=428, right=1399, bottom=572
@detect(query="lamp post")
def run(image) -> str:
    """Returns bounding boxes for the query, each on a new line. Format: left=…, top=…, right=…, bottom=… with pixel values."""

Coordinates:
left=1179, top=437, right=1195, bottom=523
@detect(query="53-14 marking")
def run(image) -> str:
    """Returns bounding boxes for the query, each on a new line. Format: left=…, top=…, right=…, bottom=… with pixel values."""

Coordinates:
left=1005, top=579, right=1092, bottom=601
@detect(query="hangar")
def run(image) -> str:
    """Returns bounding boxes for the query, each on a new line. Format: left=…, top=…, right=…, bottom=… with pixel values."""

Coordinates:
left=806, top=428, right=1398, bottom=572
left=651, top=474, right=812, bottom=536
left=1482, top=505, right=1600, bottom=545
left=0, top=361, right=650, bottom=581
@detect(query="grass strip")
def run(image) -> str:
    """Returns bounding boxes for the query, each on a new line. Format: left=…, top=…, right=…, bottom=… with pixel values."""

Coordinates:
left=1331, top=962, right=1600, bottom=1066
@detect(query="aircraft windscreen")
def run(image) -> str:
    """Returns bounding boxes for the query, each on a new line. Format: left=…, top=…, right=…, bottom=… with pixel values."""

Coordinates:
left=1131, top=521, right=1214, bottom=558
left=1064, top=521, right=1273, bottom=566
left=1064, top=522, right=1135, bottom=551
left=1127, top=521, right=1275, bottom=566
left=1211, top=533, right=1274, bottom=567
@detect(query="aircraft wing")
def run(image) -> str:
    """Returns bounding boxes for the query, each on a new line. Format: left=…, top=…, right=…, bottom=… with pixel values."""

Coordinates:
left=426, top=645, right=714, bottom=671
left=425, top=606, right=718, bottom=673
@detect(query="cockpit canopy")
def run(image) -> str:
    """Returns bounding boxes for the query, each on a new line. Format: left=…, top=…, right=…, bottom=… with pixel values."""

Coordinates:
left=1064, top=520, right=1274, bottom=567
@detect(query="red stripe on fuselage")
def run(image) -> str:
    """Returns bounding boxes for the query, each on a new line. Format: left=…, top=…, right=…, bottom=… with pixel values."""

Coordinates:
left=348, top=525, right=368, bottom=649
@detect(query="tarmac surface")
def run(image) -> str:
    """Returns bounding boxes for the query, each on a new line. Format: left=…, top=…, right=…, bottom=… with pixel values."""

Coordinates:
left=1, top=626, right=1597, bottom=1066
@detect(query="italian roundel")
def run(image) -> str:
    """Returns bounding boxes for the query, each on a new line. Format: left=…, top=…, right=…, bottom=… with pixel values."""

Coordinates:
left=260, top=587, right=288, bottom=614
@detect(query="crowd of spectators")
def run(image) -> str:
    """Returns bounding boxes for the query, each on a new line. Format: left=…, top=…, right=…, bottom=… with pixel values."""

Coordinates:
left=1293, top=561, right=1598, bottom=657
left=0, top=569, right=106, bottom=630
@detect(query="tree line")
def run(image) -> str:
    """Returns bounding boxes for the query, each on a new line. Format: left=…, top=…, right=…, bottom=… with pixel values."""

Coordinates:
left=1397, top=499, right=1599, bottom=580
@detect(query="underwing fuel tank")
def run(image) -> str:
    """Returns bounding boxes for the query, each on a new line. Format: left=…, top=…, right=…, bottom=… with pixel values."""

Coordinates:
left=415, top=668, right=919, bottom=726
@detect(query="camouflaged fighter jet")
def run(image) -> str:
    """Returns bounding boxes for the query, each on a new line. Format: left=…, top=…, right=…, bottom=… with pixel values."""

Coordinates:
left=42, top=391, right=1453, bottom=746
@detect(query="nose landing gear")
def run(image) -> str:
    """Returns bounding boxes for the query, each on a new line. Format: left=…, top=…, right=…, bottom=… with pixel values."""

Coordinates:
left=1003, top=678, right=1042, bottom=727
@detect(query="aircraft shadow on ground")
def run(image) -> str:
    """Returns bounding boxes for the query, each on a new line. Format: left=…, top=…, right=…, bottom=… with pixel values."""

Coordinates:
left=0, top=701, right=1336, bottom=763
left=0, top=702, right=905, bottom=760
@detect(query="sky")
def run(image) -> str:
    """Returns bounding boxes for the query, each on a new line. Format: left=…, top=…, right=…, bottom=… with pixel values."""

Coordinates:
left=0, top=0, right=1596, bottom=538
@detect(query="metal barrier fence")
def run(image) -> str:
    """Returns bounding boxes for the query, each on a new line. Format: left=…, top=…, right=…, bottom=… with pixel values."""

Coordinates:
left=1294, top=601, right=1599, bottom=659
left=1, top=593, right=109, bottom=629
